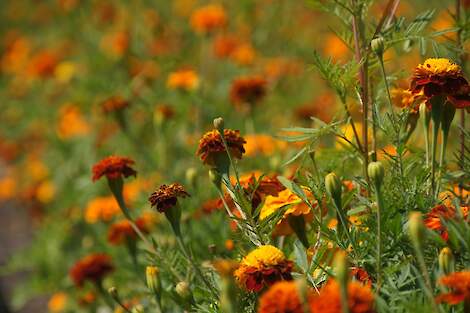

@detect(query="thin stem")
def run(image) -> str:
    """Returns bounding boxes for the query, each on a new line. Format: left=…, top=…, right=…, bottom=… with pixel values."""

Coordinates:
left=423, top=115, right=430, bottom=167
left=456, top=0, right=466, bottom=199
left=373, top=184, right=384, bottom=293
left=175, top=235, right=218, bottom=297
left=413, top=245, right=441, bottom=313
left=431, top=121, right=439, bottom=197
left=378, top=58, right=398, bottom=125
left=342, top=101, right=364, bottom=153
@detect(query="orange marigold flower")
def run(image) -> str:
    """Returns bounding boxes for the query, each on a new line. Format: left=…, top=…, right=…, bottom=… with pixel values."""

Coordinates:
left=48, top=292, right=67, bottom=313
left=260, top=188, right=316, bottom=236
left=244, top=134, right=288, bottom=157
left=148, top=183, right=190, bottom=213
left=26, top=50, right=60, bottom=78
left=101, top=96, right=130, bottom=113
left=57, top=104, right=90, bottom=139
left=196, top=129, right=246, bottom=166
left=154, top=104, right=175, bottom=122
left=213, top=34, right=240, bottom=59
left=230, top=76, right=267, bottom=107
left=107, top=217, right=149, bottom=245
left=424, top=204, right=469, bottom=240
left=84, top=196, right=121, bottom=223
left=166, top=69, right=199, bottom=91
left=234, top=245, right=293, bottom=292
left=390, top=87, right=421, bottom=112
left=310, top=280, right=376, bottom=313
left=258, top=281, right=308, bottom=313
left=190, top=4, right=227, bottom=34
left=92, top=156, right=137, bottom=182
left=410, top=58, right=470, bottom=109
left=436, top=271, right=470, bottom=305
left=69, top=253, right=114, bottom=287
left=212, top=259, right=239, bottom=277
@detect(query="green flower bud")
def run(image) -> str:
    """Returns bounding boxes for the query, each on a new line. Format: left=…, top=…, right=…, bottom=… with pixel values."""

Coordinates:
left=368, top=161, right=385, bottom=188
left=408, top=212, right=425, bottom=247
left=325, top=172, right=341, bottom=199
left=185, top=167, right=197, bottom=188
left=209, top=168, right=222, bottom=189
left=213, top=117, right=224, bottom=132
left=146, top=266, right=161, bottom=295
left=333, top=251, right=349, bottom=287
left=438, top=247, right=454, bottom=275
left=108, top=286, right=119, bottom=301
left=371, top=36, right=385, bottom=56
left=175, top=281, right=192, bottom=302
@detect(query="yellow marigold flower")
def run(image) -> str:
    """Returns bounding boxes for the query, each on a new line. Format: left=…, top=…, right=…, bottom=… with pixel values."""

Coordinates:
left=190, top=4, right=227, bottom=34
left=231, top=43, right=256, bottom=66
left=54, top=61, right=77, bottom=83
left=84, top=196, right=121, bottom=223
left=260, top=188, right=314, bottom=236
left=48, top=292, right=67, bottom=312
left=234, top=245, right=293, bottom=292
left=166, top=69, right=199, bottom=91
left=390, top=87, right=421, bottom=112
left=36, top=180, right=55, bottom=204
left=410, top=58, right=470, bottom=109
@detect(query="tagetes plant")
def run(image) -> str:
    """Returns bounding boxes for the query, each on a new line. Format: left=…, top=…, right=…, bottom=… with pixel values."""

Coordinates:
left=2, top=1, right=470, bottom=313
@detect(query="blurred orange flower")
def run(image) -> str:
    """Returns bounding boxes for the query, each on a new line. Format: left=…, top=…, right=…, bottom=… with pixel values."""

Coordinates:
left=48, top=292, right=67, bottom=313
left=190, top=4, right=227, bottom=34
left=57, top=104, right=90, bottom=139
left=436, top=271, right=470, bottom=305
left=258, top=281, right=306, bottom=313
left=69, top=253, right=114, bottom=287
left=84, top=196, right=121, bottom=223
left=167, top=69, right=199, bottom=91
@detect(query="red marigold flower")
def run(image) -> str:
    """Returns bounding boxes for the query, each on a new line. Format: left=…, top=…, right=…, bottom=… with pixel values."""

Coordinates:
left=234, top=245, right=293, bottom=292
left=92, top=156, right=137, bottom=182
left=196, top=129, right=246, bottom=166
left=230, top=76, right=267, bottom=107
left=148, top=183, right=190, bottom=213
left=107, top=217, right=149, bottom=245
left=258, top=281, right=309, bottom=313
left=410, top=58, right=470, bottom=109
left=436, top=271, right=470, bottom=305
left=69, top=253, right=114, bottom=287
left=101, top=96, right=130, bottom=113
left=309, top=280, right=376, bottom=313
left=350, top=267, right=372, bottom=287
left=424, top=204, right=469, bottom=240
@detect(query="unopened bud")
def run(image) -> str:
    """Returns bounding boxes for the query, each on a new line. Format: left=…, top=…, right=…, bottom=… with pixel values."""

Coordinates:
left=175, top=281, right=192, bottom=301
left=132, top=304, right=144, bottom=313
left=108, top=286, right=119, bottom=301
left=146, top=266, right=161, bottom=295
left=408, top=212, right=425, bottom=247
left=209, top=169, right=222, bottom=189
left=185, top=167, right=197, bottom=187
left=438, top=247, right=454, bottom=275
left=213, top=117, right=224, bottom=132
left=371, top=36, right=385, bottom=56
left=368, top=161, right=385, bottom=188
left=325, top=172, right=342, bottom=203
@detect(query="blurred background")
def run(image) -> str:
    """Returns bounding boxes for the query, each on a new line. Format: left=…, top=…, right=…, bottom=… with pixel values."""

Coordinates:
left=0, top=0, right=464, bottom=312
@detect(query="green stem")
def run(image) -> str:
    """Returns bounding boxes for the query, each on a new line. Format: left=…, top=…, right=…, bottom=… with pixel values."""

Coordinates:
left=423, top=115, right=430, bottom=167
left=175, top=235, right=218, bottom=297
left=95, top=281, right=116, bottom=310
left=413, top=244, right=441, bottom=313
left=374, top=184, right=384, bottom=293
left=378, top=57, right=398, bottom=125
left=431, top=120, right=439, bottom=197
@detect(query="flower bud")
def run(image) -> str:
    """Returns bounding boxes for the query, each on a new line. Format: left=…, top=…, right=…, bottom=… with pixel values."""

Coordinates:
left=185, top=167, right=197, bottom=188
left=438, top=247, right=454, bottom=275
left=408, top=212, right=425, bottom=247
left=146, top=266, right=161, bottom=295
left=371, top=36, right=385, bottom=56
left=175, top=281, right=192, bottom=302
left=368, top=161, right=385, bottom=188
left=209, top=168, right=222, bottom=189
left=325, top=172, right=342, bottom=204
left=213, top=117, right=224, bottom=132
left=108, top=286, right=119, bottom=302
left=132, top=304, right=144, bottom=313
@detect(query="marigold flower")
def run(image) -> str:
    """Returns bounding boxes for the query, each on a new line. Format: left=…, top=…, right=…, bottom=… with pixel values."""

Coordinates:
left=230, top=76, right=267, bottom=107
left=309, top=280, right=376, bottom=313
left=101, top=96, right=130, bottom=113
left=107, top=217, right=150, bottom=245
left=260, top=188, right=315, bottom=236
left=148, top=183, right=190, bottom=213
left=92, top=156, right=137, bottom=182
left=244, top=134, right=288, bottom=157
left=26, top=50, right=60, bottom=78
left=48, top=292, right=67, bottom=313
left=234, top=245, right=293, bottom=292
left=213, top=34, right=240, bottom=59
left=190, top=4, right=227, bottom=34
left=436, top=271, right=470, bottom=305
left=424, top=204, right=469, bottom=240
left=258, top=281, right=307, bottom=313
left=410, top=58, right=470, bottom=108
left=212, top=259, right=239, bottom=277
left=196, top=129, right=246, bottom=166
left=166, top=69, right=199, bottom=91
left=57, top=104, right=90, bottom=139
left=69, top=253, right=114, bottom=287
left=350, top=267, right=372, bottom=287
left=390, top=87, right=421, bottom=112
left=84, top=196, right=121, bottom=223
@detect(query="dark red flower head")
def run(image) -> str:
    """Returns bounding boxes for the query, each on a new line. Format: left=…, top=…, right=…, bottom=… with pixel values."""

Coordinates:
left=148, top=183, right=190, bottom=213
left=101, top=96, right=130, bottom=113
left=92, top=156, right=137, bottom=182
left=196, top=129, right=246, bottom=166
left=230, top=76, right=267, bottom=106
left=69, top=253, right=114, bottom=287
left=410, top=58, right=470, bottom=109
